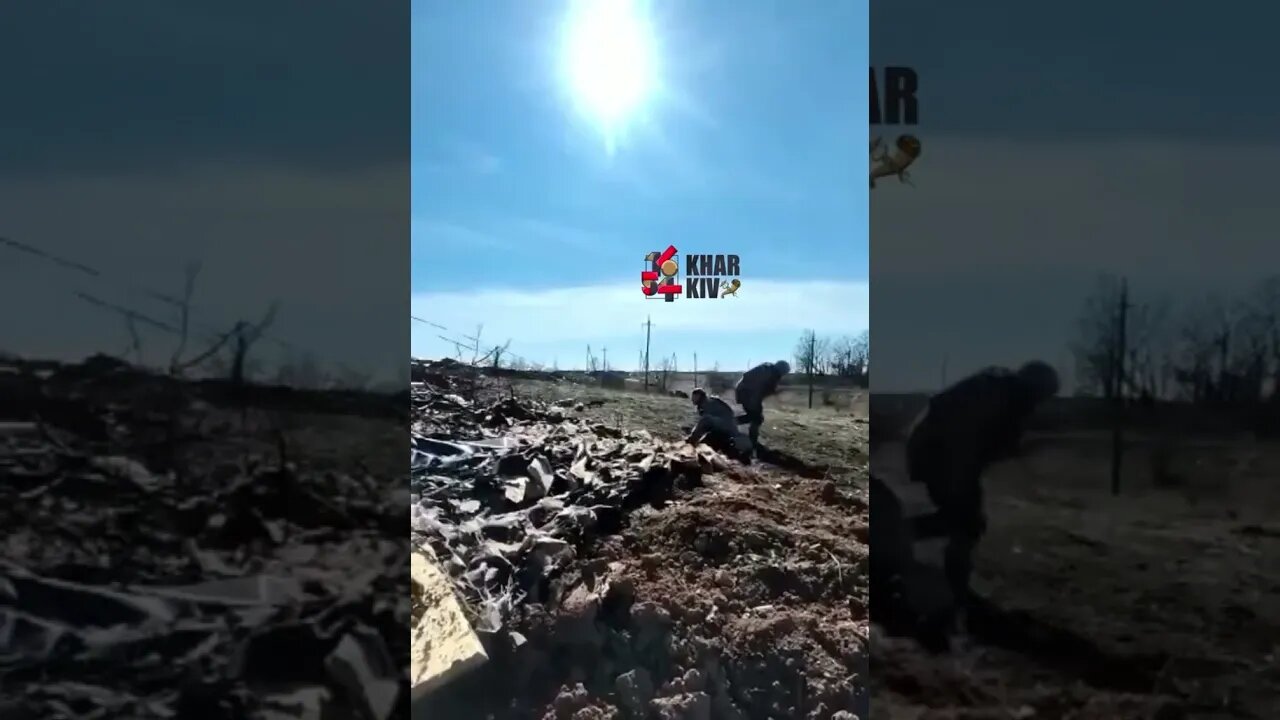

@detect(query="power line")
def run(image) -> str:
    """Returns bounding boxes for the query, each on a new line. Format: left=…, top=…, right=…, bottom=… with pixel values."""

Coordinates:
left=411, top=315, right=447, bottom=330
left=0, top=233, right=359, bottom=376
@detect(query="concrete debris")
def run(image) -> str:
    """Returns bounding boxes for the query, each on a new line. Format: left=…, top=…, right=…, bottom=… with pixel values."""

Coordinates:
left=411, top=549, right=488, bottom=700
left=409, top=360, right=738, bottom=704
left=324, top=625, right=400, bottom=720
left=411, top=363, right=719, bottom=642
left=0, top=354, right=409, bottom=718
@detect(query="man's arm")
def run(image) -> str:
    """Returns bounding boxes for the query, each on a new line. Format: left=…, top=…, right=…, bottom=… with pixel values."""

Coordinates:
left=762, top=374, right=782, bottom=398
left=686, top=416, right=710, bottom=444
left=986, top=379, right=1039, bottom=462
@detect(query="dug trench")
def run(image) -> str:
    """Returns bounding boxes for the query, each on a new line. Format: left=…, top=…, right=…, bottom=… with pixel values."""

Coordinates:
left=413, top=361, right=870, bottom=719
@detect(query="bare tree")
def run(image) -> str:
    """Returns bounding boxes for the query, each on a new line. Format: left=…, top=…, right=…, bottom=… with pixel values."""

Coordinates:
left=237, top=306, right=278, bottom=371
left=795, top=330, right=819, bottom=408
left=813, top=336, right=833, bottom=375
left=658, top=355, right=676, bottom=391
left=1240, top=276, right=1280, bottom=402
left=1123, top=298, right=1174, bottom=401
left=1227, top=299, right=1269, bottom=405
left=1170, top=296, right=1236, bottom=404
left=826, top=331, right=870, bottom=386
left=794, top=330, right=819, bottom=377
left=1070, top=276, right=1126, bottom=399
left=853, top=330, right=870, bottom=382
left=490, top=340, right=512, bottom=369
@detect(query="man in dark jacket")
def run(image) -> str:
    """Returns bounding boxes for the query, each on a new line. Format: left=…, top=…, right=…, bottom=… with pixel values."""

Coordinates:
left=688, top=388, right=753, bottom=455
left=905, top=360, right=1060, bottom=607
left=734, top=360, right=790, bottom=448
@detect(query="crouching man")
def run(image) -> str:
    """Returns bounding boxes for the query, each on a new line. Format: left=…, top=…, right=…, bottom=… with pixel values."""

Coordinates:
left=688, top=388, right=753, bottom=458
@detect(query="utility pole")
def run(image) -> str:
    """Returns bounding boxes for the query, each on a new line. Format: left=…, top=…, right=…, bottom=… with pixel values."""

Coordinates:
left=807, top=331, right=817, bottom=409
left=642, top=316, right=653, bottom=392
left=694, top=353, right=698, bottom=389
left=602, top=346, right=609, bottom=372
left=1110, top=277, right=1130, bottom=496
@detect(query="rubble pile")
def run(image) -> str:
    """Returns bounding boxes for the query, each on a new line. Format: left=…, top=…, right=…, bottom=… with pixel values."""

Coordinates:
left=411, top=362, right=736, bottom=636
left=0, top=355, right=409, bottom=719
left=411, top=360, right=870, bottom=719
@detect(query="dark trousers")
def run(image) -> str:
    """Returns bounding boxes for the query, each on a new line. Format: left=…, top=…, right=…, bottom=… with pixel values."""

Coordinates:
left=735, top=398, right=764, bottom=445
left=908, top=435, right=986, bottom=604
left=931, top=488, right=986, bottom=606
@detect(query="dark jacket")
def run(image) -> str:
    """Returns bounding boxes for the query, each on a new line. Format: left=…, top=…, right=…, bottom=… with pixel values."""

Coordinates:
left=906, top=367, right=1036, bottom=507
left=734, top=362, right=784, bottom=407
left=698, top=395, right=736, bottom=422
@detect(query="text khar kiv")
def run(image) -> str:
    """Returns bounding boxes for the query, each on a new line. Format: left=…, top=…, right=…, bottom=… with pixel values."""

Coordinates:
left=684, top=254, right=740, bottom=299
left=870, top=66, right=919, bottom=126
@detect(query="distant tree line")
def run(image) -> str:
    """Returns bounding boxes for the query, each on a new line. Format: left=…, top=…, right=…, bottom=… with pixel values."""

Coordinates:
left=794, top=330, right=870, bottom=387
left=1072, top=274, right=1280, bottom=407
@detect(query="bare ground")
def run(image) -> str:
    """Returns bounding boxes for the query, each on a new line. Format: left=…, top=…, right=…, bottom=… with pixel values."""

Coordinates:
left=420, top=371, right=870, bottom=720
left=871, top=433, right=1280, bottom=719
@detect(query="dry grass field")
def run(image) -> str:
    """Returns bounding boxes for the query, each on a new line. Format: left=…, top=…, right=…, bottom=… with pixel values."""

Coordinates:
left=871, top=395, right=1280, bottom=718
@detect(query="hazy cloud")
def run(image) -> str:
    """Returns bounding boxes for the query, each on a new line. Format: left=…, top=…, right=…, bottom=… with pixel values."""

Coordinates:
left=412, top=278, right=868, bottom=346
left=872, top=137, right=1280, bottom=391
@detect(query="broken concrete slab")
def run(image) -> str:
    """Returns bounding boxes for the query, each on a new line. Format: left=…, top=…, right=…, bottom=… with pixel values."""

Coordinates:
left=410, top=550, right=488, bottom=702
left=138, top=575, right=303, bottom=607
left=1, top=566, right=177, bottom=628
left=325, top=625, right=400, bottom=720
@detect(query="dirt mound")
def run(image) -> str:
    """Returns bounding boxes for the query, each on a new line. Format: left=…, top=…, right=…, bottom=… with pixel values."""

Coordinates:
left=414, top=365, right=869, bottom=719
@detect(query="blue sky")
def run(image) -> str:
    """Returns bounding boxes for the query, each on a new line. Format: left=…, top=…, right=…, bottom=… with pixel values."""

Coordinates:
left=411, top=0, right=868, bottom=371
left=0, top=3, right=408, bottom=383
left=871, top=0, right=1280, bottom=392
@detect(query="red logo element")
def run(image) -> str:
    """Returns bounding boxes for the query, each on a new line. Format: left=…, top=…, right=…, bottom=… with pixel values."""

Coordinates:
left=642, top=244, right=683, bottom=299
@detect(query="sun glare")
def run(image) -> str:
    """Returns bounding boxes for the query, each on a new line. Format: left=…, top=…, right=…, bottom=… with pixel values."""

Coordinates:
left=561, top=0, right=658, bottom=147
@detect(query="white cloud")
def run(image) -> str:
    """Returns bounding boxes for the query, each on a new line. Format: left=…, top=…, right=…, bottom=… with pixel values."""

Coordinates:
left=411, top=278, right=868, bottom=346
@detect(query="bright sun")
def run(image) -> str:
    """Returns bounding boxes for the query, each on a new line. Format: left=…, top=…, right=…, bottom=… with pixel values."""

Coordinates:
left=560, top=0, right=658, bottom=147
